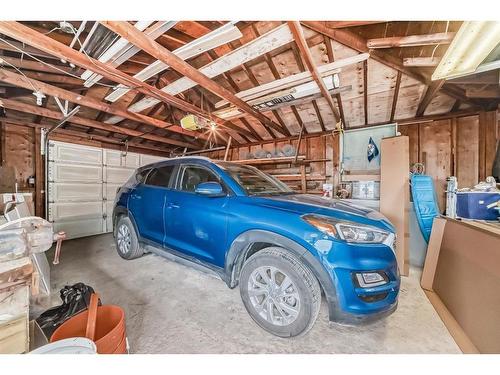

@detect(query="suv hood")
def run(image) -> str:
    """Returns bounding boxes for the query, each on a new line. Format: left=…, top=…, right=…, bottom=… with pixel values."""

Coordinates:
left=250, top=194, right=394, bottom=232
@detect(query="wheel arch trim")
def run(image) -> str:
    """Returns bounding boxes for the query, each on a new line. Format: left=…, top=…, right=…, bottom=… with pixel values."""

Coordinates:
left=224, top=229, right=339, bottom=320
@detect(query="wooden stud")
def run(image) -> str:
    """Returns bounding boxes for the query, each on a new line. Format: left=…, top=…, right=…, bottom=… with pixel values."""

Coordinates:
left=363, top=60, right=368, bottom=125
left=390, top=71, right=402, bottom=122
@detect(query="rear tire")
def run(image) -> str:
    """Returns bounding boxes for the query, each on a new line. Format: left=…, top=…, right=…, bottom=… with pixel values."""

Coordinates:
left=239, top=247, right=321, bottom=337
left=114, top=216, right=143, bottom=260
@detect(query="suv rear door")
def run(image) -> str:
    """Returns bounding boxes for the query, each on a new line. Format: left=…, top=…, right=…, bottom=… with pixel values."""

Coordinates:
left=128, top=163, right=176, bottom=245
left=164, top=163, right=229, bottom=266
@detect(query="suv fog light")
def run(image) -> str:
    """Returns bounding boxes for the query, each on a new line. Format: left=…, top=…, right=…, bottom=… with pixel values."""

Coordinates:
left=354, top=272, right=388, bottom=288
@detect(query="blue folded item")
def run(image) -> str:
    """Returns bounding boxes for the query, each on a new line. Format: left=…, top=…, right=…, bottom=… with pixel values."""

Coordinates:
left=410, top=174, right=440, bottom=243
left=456, top=191, right=500, bottom=221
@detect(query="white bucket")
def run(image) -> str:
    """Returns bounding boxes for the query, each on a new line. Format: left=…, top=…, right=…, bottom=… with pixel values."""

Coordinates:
left=30, top=337, right=97, bottom=354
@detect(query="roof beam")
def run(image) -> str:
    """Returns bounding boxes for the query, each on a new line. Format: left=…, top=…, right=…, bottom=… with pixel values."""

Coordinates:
left=416, top=80, right=446, bottom=117
left=3, top=117, right=172, bottom=155
left=367, top=32, right=455, bottom=49
left=0, top=68, right=209, bottom=142
left=323, top=34, right=346, bottom=127
left=0, top=98, right=198, bottom=149
left=100, top=21, right=288, bottom=137
left=325, top=21, right=385, bottom=29
left=403, top=57, right=441, bottom=67
left=301, top=21, right=476, bottom=106
left=105, top=23, right=295, bottom=125
left=466, top=87, right=500, bottom=99
left=0, top=21, right=247, bottom=140
left=288, top=21, right=341, bottom=122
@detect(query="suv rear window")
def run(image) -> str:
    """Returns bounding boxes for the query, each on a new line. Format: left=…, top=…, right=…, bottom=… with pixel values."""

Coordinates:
left=145, top=165, right=175, bottom=188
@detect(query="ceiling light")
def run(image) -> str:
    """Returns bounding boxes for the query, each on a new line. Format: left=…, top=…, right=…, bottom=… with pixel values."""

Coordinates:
left=432, top=21, right=500, bottom=81
left=33, top=91, right=46, bottom=106
left=59, top=21, right=76, bottom=34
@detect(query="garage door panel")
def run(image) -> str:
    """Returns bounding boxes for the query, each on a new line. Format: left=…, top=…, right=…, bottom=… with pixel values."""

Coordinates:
left=53, top=219, right=106, bottom=240
left=124, top=153, right=141, bottom=168
left=49, top=162, right=103, bottom=183
left=105, top=201, right=115, bottom=232
left=103, top=149, right=122, bottom=167
left=49, top=182, right=103, bottom=202
left=49, top=201, right=103, bottom=221
left=140, top=154, right=165, bottom=166
left=104, top=167, right=135, bottom=184
left=48, top=140, right=161, bottom=239
left=104, top=183, right=121, bottom=201
left=49, top=141, right=102, bottom=165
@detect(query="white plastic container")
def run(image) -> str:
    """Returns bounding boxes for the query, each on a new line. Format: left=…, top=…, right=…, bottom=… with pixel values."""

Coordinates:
left=30, top=337, right=97, bottom=354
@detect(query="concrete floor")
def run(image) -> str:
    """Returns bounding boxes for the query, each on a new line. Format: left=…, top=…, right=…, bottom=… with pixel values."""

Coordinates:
left=46, top=234, right=461, bottom=354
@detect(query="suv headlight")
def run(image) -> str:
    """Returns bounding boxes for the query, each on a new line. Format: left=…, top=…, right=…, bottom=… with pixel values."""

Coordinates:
left=302, top=214, right=390, bottom=244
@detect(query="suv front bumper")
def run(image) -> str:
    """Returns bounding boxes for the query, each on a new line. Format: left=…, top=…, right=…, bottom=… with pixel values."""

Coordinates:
left=314, top=239, right=400, bottom=324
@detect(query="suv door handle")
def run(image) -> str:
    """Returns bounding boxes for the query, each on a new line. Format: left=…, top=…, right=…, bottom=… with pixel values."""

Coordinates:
left=167, top=202, right=180, bottom=209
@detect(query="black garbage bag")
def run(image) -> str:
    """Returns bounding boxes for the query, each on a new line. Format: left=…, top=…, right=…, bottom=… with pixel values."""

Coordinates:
left=36, top=283, right=101, bottom=338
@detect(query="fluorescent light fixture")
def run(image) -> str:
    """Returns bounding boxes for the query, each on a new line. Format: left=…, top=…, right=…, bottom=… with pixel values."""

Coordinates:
left=432, top=21, right=500, bottom=81
left=105, top=22, right=243, bottom=103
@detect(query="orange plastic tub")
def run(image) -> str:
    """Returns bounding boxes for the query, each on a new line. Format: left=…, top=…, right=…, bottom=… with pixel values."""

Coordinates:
left=50, top=293, right=127, bottom=354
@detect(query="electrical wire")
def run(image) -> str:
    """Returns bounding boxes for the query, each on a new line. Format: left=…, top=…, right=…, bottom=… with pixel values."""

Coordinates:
left=0, top=35, right=137, bottom=90
left=0, top=59, right=38, bottom=92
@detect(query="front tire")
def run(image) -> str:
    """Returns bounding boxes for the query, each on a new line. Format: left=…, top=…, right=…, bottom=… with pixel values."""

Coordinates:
left=239, top=247, right=321, bottom=337
left=114, top=216, right=143, bottom=260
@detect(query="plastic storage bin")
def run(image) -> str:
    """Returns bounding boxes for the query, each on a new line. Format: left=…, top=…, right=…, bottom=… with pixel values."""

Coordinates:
left=456, top=191, right=500, bottom=221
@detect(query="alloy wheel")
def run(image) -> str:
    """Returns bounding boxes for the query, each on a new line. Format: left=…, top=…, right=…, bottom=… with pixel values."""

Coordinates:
left=247, top=266, right=301, bottom=326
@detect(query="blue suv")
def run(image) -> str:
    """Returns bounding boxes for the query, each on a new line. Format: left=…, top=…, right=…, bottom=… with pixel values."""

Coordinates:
left=113, top=156, right=400, bottom=337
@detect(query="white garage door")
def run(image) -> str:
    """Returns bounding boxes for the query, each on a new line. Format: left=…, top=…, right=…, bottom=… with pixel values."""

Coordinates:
left=48, top=140, right=165, bottom=239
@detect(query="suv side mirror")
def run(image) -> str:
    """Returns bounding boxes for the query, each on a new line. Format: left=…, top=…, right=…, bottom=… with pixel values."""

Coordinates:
left=195, top=182, right=225, bottom=197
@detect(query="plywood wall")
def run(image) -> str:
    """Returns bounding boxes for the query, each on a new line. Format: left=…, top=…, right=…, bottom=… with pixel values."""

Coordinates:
left=207, top=111, right=498, bottom=210
left=0, top=123, right=36, bottom=191
left=399, top=111, right=498, bottom=212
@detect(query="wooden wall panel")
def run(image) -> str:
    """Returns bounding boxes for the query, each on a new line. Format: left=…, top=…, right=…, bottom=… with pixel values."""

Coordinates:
left=456, top=116, right=479, bottom=188
left=3, top=123, right=35, bottom=191
left=419, top=119, right=452, bottom=212
left=398, top=124, right=419, bottom=166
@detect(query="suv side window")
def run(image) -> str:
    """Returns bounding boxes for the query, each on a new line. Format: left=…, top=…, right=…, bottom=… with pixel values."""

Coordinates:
left=145, top=165, right=175, bottom=188
left=178, top=165, right=219, bottom=192
left=136, top=168, right=150, bottom=183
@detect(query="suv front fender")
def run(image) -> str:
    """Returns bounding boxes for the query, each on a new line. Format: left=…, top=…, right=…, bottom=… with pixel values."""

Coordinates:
left=224, top=229, right=340, bottom=321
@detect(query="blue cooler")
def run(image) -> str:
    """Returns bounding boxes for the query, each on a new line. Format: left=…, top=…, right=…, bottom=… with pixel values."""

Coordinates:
left=456, top=191, right=500, bottom=221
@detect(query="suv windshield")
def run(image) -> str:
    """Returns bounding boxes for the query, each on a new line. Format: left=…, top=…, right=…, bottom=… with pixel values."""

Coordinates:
left=217, top=162, right=293, bottom=196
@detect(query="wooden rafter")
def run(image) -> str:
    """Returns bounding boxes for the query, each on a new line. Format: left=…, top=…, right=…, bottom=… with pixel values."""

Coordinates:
left=311, top=100, right=326, bottom=132
left=0, top=68, right=209, bottom=142
left=390, top=71, right=402, bottom=122
left=3, top=117, right=172, bottom=155
left=0, top=98, right=198, bottom=149
left=291, top=106, right=308, bottom=135
left=416, top=80, right=445, bottom=117
left=367, top=32, right=455, bottom=49
left=323, top=34, right=346, bottom=127
left=0, top=21, right=249, bottom=140
left=288, top=21, right=341, bottom=123
left=300, top=21, right=477, bottom=107
left=100, top=21, right=288, bottom=137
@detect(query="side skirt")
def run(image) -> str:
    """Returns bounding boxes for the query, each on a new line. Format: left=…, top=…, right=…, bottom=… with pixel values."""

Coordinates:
left=141, top=240, right=228, bottom=283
